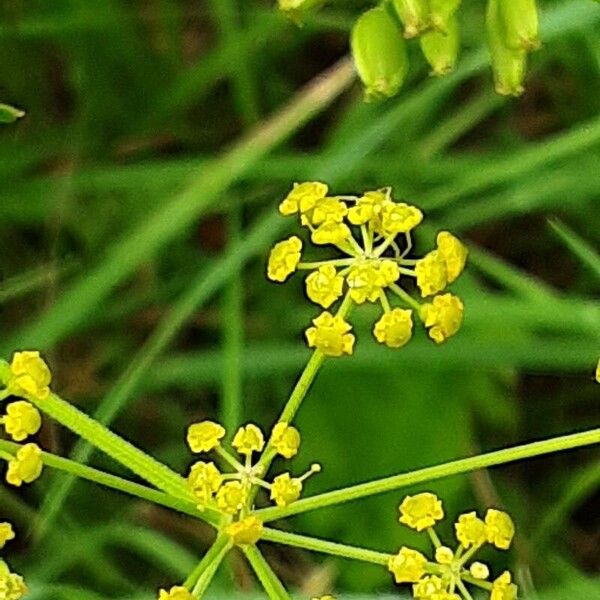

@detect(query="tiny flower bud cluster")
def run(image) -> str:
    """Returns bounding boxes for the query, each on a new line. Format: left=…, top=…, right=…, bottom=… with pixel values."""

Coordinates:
left=0, top=522, right=28, bottom=599
left=388, top=492, right=517, bottom=599
left=0, top=352, right=48, bottom=487
left=268, top=183, right=468, bottom=354
left=185, top=419, right=319, bottom=541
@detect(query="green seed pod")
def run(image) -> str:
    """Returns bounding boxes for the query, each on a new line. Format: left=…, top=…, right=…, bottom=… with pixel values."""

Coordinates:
left=351, top=7, right=409, bottom=101
left=419, top=15, right=460, bottom=76
left=278, top=0, right=325, bottom=22
left=486, top=0, right=527, bottom=96
left=429, top=0, right=461, bottom=33
left=392, top=0, right=431, bottom=39
left=497, top=0, right=540, bottom=51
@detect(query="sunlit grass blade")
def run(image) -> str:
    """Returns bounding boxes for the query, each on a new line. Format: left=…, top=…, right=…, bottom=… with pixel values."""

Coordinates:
left=548, top=218, right=600, bottom=281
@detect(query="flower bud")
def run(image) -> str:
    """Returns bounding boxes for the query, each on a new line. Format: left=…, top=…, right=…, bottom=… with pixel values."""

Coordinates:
left=392, top=0, right=430, bottom=38
left=497, top=0, right=540, bottom=52
left=486, top=0, right=527, bottom=96
left=277, top=0, right=325, bottom=22
left=419, top=16, right=460, bottom=76
left=429, top=0, right=461, bottom=34
left=351, top=7, right=409, bottom=101
left=0, top=103, right=25, bottom=124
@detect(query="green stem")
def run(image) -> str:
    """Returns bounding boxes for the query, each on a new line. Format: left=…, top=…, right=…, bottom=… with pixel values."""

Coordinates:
left=242, top=545, right=292, bottom=600
left=389, top=283, right=422, bottom=311
left=261, top=527, right=391, bottom=566
left=28, top=392, right=193, bottom=502
left=185, top=534, right=231, bottom=592
left=0, top=439, right=221, bottom=526
left=255, top=427, right=600, bottom=522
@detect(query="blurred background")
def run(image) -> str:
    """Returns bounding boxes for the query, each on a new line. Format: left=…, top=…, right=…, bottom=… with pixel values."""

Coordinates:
left=0, top=0, right=599, bottom=598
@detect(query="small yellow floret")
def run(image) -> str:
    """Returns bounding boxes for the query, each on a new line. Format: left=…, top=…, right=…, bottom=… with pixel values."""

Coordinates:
left=2, top=401, right=42, bottom=442
left=232, top=423, right=265, bottom=456
left=188, top=461, right=222, bottom=506
left=373, top=308, right=413, bottom=348
left=490, top=571, right=518, bottom=600
left=310, top=198, right=348, bottom=225
left=0, top=560, right=27, bottom=600
left=279, top=182, right=328, bottom=215
left=413, top=575, right=444, bottom=598
left=455, top=511, right=487, bottom=548
left=226, top=516, right=263, bottom=546
left=6, top=443, right=43, bottom=487
left=305, top=312, right=355, bottom=357
left=270, top=422, right=301, bottom=459
left=399, top=492, right=444, bottom=531
left=186, top=421, right=225, bottom=453
left=9, top=351, right=51, bottom=401
left=434, top=546, right=454, bottom=565
left=347, top=263, right=383, bottom=304
left=432, top=594, right=461, bottom=600
left=158, top=585, right=194, bottom=600
left=415, top=251, right=448, bottom=297
left=485, top=509, right=515, bottom=550
left=379, top=202, right=423, bottom=235
left=436, top=231, right=468, bottom=283
left=311, top=222, right=351, bottom=246
left=0, top=523, right=15, bottom=549
left=387, top=546, right=427, bottom=583
left=305, top=264, right=344, bottom=308
left=347, top=190, right=390, bottom=226
left=270, top=472, right=303, bottom=507
left=267, top=236, right=303, bottom=282
left=420, top=293, right=464, bottom=344
left=469, top=561, right=490, bottom=580
left=216, top=481, right=247, bottom=515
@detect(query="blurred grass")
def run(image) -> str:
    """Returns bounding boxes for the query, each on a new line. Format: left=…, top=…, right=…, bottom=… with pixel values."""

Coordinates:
left=0, top=0, right=599, bottom=598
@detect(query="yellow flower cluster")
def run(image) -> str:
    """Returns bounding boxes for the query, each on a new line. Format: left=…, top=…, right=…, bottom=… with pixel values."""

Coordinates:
left=158, top=585, right=194, bottom=600
left=0, top=352, right=48, bottom=488
left=388, top=492, right=517, bottom=599
left=185, top=419, right=319, bottom=544
left=267, top=183, right=467, bottom=354
left=0, top=524, right=27, bottom=599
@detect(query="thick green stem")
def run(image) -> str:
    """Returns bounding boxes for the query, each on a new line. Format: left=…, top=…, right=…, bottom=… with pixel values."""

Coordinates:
left=185, top=534, right=231, bottom=593
left=0, top=439, right=221, bottom=526
left=242, top=545, right=292, bottom=600
left=256, top=427, right=600, bottom=522
left=29, top=392, right=193, bottom=502
left=262, top=527, right=391, bottom=566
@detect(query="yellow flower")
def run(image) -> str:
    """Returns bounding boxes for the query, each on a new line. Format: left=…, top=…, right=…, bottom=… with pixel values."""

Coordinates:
left=378, top=259, right=401, bottom=285
left=270, top=472, right=303, bottom=507
left=436, top=231, right=468, bottom=283
left=455, top=511, right=487, bottom=548
left=399, top=492, right=444, bottom=531
left=379, top=202, right=423, bottom=235
left=373, top=308, right=413, bottom=348
left=270, top=422, right=301, bottom=459
left=8, top=351, right=51, bottom=401
left=6, top=443, right=43, bottom=487
left=413, top=575, right=444, bottom=599
left=434, top=546, right=453, bottom=565
left=187, top=421, right=225, bottom=453
left=490, top=571, right=518, bottom=600
left=347, top=190, right=390, bottom=226
left=2, top=401, right=42, bottom=442
left=469, top=561, right=490, bottom=580
left=388, top=546, right=427, bottom=583
left=0, top=523, right=15, bottom=549
left=158, top=585, right=194, bottom=600
left=305, top=265, right=344, bottom=308
left=415, top=251, right=447, bottom=297
left=232, top=423, right=265, bottom=456
left=347, top=263, right=383, bottom=303
left=267, top=236, right=303, bottom=282
left=485, top=509, right=515, bottom=550
left=431, top=594, right=461, bottom=600
left=311, top=221, right=351, bottom=246
left=188, top=461, right=222, bottom=506
left=226, top=516, right=263, bottom=546
left=311, top=198, right=348, bottom=225
left=0, top=561, right=27, bottom=600
left=216, top=481, right=248, bottom=515
left=305, top=312, right=355, bottom=357
left=420, top=294, right=464, bottom=344
left=279, top=182, right=328, bottom=215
